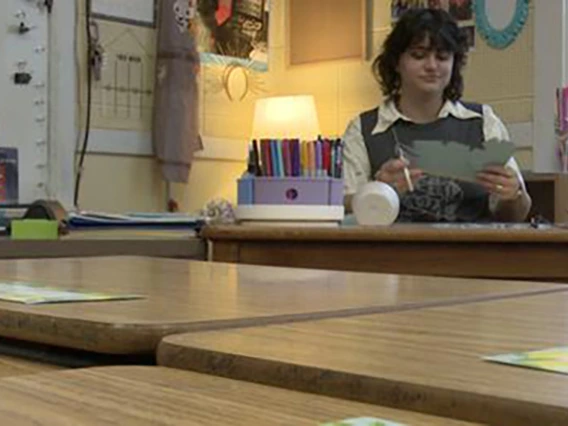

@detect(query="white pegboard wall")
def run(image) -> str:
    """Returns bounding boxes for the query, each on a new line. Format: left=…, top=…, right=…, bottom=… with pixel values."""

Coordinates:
left=0, top=0, right=49, bottom=203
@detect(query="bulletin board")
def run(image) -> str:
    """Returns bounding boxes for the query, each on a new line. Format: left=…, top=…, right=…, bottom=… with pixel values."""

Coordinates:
left=289, top=0, right=366, bottom=65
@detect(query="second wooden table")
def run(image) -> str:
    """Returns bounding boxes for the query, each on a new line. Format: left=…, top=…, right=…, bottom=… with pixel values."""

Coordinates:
left=159, top=292, right=568, bottom=426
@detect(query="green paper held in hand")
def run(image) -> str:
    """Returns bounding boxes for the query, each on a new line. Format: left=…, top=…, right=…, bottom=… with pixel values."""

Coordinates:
left=405, top=138, right=516, bottom=182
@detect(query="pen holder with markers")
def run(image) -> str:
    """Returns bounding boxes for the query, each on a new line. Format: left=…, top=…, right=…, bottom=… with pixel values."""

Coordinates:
left=238, top=177, right=343, bottom=206
left=235, top=138, right=345, bottom=226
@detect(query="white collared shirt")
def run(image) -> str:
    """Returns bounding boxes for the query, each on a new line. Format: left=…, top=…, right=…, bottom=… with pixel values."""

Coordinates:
left=342, top=100, right=525, bottom=210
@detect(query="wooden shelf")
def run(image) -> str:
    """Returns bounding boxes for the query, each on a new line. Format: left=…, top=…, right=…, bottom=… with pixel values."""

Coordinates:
left=523, top=172, right=568, bottom=223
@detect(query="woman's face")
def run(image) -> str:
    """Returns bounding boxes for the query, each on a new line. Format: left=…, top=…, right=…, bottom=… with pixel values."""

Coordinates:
left=397, top=37, right=454, bottom=98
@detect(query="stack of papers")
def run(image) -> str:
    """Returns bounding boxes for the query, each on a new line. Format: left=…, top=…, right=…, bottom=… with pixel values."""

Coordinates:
left=485, top=347, right=568, bottom=375
left=0, top=281, right=143, bottom=305
left=321, top=418, right=404, bottom=426
left=67, top=211, right=205, bottom=230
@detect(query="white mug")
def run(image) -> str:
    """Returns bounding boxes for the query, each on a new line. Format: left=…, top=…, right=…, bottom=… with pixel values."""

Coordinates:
left=352, top=181, right=400, bottom=226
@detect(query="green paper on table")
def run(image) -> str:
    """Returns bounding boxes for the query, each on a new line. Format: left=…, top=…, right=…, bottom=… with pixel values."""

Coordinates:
left=406, top=138, right=516, bottom=182
left=0, top=281, right=143, bottom=305
left=11, top=219, right=59, bottom=240
left=320, top=418, right=405, bottom=426
left=484, top=346, right=568, bottom=375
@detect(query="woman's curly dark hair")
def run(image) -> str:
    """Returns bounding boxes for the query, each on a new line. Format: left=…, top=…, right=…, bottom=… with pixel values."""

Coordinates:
left=373, top=8, right=468, bottom=102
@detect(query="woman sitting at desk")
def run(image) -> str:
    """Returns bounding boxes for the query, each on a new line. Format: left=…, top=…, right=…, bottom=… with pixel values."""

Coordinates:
left=342, top=8, right=531, bottom=223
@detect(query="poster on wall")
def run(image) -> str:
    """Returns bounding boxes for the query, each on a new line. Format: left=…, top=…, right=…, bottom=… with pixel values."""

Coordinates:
left=188, top=0, right=270, bottom=71
left=91, top=0, right=157, bottom=27
left=390, top=0, right=475, bottom=49
left=0, top=148, right=18, bottom=204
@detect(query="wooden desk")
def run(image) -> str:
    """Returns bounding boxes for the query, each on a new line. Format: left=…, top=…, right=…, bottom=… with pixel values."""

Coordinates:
left=203, top=224, right=568, bottom=280
left=0, top=230, right=205, bottom=259
left=0, top=366, right=479, bottom=425
left=0, top=257, right=562, bottom=355
left=524, top=172, right=568, bottom=223
left=0, top=354, right=61, bottom=378
left=158, top=292, right=568, bottom=426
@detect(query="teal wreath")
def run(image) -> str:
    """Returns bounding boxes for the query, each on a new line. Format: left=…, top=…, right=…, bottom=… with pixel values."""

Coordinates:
left=474, top=0, right=530, bottom=49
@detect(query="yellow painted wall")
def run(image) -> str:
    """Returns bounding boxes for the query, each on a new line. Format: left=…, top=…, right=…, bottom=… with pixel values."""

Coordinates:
left=78, top=0, right=534, bottom=212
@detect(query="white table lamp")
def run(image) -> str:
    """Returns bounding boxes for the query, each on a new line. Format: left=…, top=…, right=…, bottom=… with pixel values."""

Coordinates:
left=251, top=95, right=320, bottom=140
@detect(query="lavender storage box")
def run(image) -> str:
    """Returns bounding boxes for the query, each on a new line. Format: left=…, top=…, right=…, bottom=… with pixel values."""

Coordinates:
left=238, top=177, right=343, bottom=206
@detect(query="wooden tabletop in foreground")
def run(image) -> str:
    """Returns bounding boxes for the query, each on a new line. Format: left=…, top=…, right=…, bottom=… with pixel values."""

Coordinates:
left=0, top=257, right=563, bottom=355
left=0, top=366, right=480, bottom=425
left=158, top=292, right=568, bottom=426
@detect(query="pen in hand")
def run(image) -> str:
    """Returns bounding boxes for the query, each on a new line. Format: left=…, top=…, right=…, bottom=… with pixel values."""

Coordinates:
left=391, top=127, right=414, bottom=193
left=396, top=145, right=414, bottom=192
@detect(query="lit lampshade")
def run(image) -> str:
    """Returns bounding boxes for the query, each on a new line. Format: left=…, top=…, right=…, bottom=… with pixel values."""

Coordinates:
left=251, top=95, right=320, bottom=140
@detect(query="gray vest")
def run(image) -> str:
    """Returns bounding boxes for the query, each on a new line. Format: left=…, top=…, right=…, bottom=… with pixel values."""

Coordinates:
left=360, top=103, right=491, bottom=222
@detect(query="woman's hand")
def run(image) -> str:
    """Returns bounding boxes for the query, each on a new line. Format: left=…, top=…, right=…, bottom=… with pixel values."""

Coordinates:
left=476, top=165, right=521, bottom=201
left=375, top=158, right=422, bottom=194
